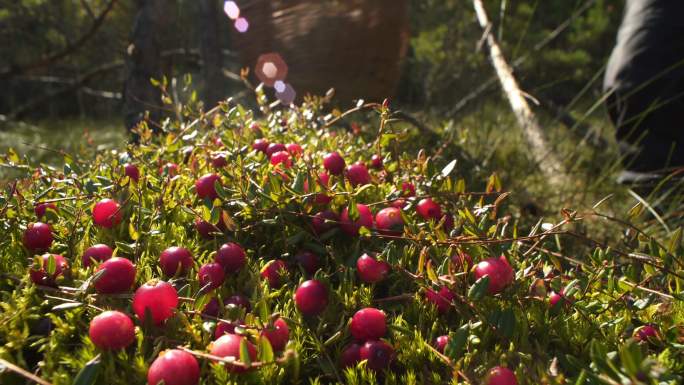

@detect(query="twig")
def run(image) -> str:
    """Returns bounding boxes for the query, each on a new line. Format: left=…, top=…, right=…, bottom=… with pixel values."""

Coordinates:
left=0, top=358, right=53, bottom=385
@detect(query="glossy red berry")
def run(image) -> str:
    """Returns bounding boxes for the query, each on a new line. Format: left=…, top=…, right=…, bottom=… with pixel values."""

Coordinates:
left=215, top=242, right=247, bottom=274
left=416, top=198, right=442, bottom=221
left=389, top=198, right=407, bottom=210
left=304, top=171, right=332, bottom=205
left=198, top=262, right=225, bottom=291
left=549, top=290, right=571, bottom=308
left=266, top=143, right=287, bottom=158
left=210, top=334, right=257, bottom=373
left=323, top=152, right=346, bottom=175
left=359, top=340, right=394, bottom=372
left=451, top=252, right=473, bottom=271
left=23, top=222, right=53, bottom=252
left=294, top=280, right=328, bottom=316
left=202, top=297, right=220, bottom=318
left=270, top=151, right=292, bottom=168
left=225, top=294, right=251, bottom=312
left=124, top=163, right=140, bottom=182
left=345, top=162, right=371, bottom=186
left=252, top=138, right=269, bottom=153
left=340, top=204, right=373, bottom=236
left=214, top=321, right=242, bottom=339
left=370, top=154, right=383, bottom=169
left=159, top=247, right=193, bottom=277
left=485, top=366, right=518, bottom=385
left=29, top=253, right=68, bottom=287
left=312, top=210, right=338, bottom=235
left=401, top=182, right=416, bottom=197
left=93, top=199, right=122, bottom=228
left=82, top=244, right=113, bottom=267
left=89, top=311, right=135, bottom=351
left=286, top=143, right=303, bottom=157
left=356, top=253, right=390, bottom=283
left=425, top=286, right=454, bottom=314
left=340, top=343, right=362, bottom=368
left=261, top=318, right=290, bottom=352
left=374, top=207, right=404, bottom=235
left=195, top=218, right=225, bottom=239
left=474, top=256, right=515, bottom=294
left=260, top=259, right=288, bottom=288
left=34, top=202, right=57, bottom=219
left=211, top=154, right=228, bottom=168
left=435, top=335, right=449, bottom=353
left=132, top=280, right=179, bottom=325
left=350, top=308, right=386, bottom=341
left=94, top=257, right=136, bottom=294
left=147, top=349, right=200, bottom=385
left=195, top=173, right=222, bottom=200
left=295, top=250, right=319, bottom=275
left=634, top=325, right=658, bottom=342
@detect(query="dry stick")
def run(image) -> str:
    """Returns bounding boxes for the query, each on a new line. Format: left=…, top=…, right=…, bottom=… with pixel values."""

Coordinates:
left=472, top=0, right=568, bottom=188
left=0, top=358, right=53, bottom=385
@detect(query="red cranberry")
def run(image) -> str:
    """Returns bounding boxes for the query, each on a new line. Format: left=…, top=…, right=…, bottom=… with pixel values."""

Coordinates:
left=82, top=244, right=113, bottom=267
left=435, top=335, right=449, bottom=353
left=270, top=151, right=292, bottom=168
left=425, top=286, right=454, bottom=314
left=261, top=318, right=290, bottom=352
left=260, top=259, right=288, bottom=288
left=295, top=250, right=319, bottom=275
left=634, top=325, right=658, bottom=342
left=252, top=138, right=269, bottom=153
left=451, top=252, right=473, bottom=271
left=311, top=210, right=338, bottom=235
left=345, top=162, right=371, bottom=186
left=132, top=280, right=179, bottom=325
left=370, top=154, right=383, bottom=169
left=266, top=143, right=287, bottom=158
left=485, top=366, right=518, bottom=385
left=159, top=162, right=179, bottom=177
left=29, top=253, right=68, bottom=287
left=94, top=257, right=136, bottom=294
left=124, top=163, right=140, bottom=182
left=294, top=280, right=328, bottom=316
left=225, top=294, right=251, bottom=312
left=89, top=311, right=135, bottom=351
left=215, top=242, right=247, bottom=274
left=390, top=198, right=407, bottom=210
left=214, top=321, right=241, bottom=339
left=374, top=207, right=404, bottom=235
left=440, top=213, right=455, bottom=232
left=323, top=152, right=346, bottom=175
left=401, top=182, right=416, bottom=197
left=23, top=222, right=53, bottom=252
left=474, top=256, right=515, bottom=294
left=350, top=308, right=386, bottom=341
left=211, top=154, right=228, bottom=168
left=202, top=297, right=220, bottom=318
left=549, top=290, right=566, bottom=308
left=356, top=253, right=390, bottom=283
left=416, top=198, right=442, bottom=221
left=286, top=143, right=303, bottom=157
left=195, top=173, right=222, bottom=200
left=340, top=343, right=362, bottom=368
left=210, top=334, right=257, bottom=373
left=359, top=340, right=394, bottom=372
left=198, top=263, right=226, bottom=291
left=147, top=349, right=200, bottom=385
left=340, top=204, right=373, bottom=236
left=34, top=202, right=57, bottom=219
left=304, top=172, right=332, bottom=205
left=195, top=218, right=226, bottom=239
left=93, top=199, right=123, bottom=228
left=159, top=247, right=193, bottom=277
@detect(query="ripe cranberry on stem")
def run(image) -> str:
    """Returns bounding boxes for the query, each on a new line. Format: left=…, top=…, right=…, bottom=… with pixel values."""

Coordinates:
left=425, top=286, right=454, bottom=314
left=370, top=154, right=383, bottom=169
left=147, top=349, right=200, bottom=385
left=159, top=247, right=193, bottom=277
left=350, top=308, right=387, bottom=341
left=23, top=222, right=53, bottom=252
left=82, top=244, right=113, bottom=267
left=435, top=335, right=449, bottom=353
left=89, top=311, right=135, bottom=351
left=215, top=242, right=246, bottom=274
left=286, top=143, right=303, bottom=157
left=209, top=334, right=257, bottom=373
left=29, top=253, right=68, bottom=287
left=356, top=253, right=390, bottom=283
left=323, top=152, right=346, bottom=175
left=266, top=143, right=287, bottom=158
left=260, top=259, right=288, bottom=288
left=132, top=280, right=179, bottom=325
left=311, top=210, right=338, bottom=235
left=270, top=151, right=292, bottom=168
left=198, top=262, right=226, bottom=291
left=195, top=218, right=225, bottom=239
left=159, top=162, right=179, bottom=177
left=359, top=340, right=394, bottom=372
left=93, top=199, right=123, bottom=228
left=295, top=250, right=319, bottom=275
left=252, top=138, right=269, bottom=153
left=94, top=257, right=136, bottom=294
left=340, top=204, right=373, bottom=236
left=401, top=182, right=416, bottom=197
left=473, top=256, right=515, bottom=294
left=340, top=343, right=362, bottom=368
left=34, top=202, right=57, bottom=219
left=211, top=154, right=228, bottom=168
left=261, top=318, right=290, bottom=352
left=294, top=280, right=328, bottom=316
left=634, top=325, right=658, bottom=342
left=416, top=198, right=442, bottom=221
left=124, top=163, right=140, bottom=182
left=195, top=173, right=222, bottom=200
left=485, top=366, right=518, bottom=385
left=374, top=207, right=404, bottom=235
left=451, top=252, right=473, bottom=271
left=225, top=294, right=251, bottom=312
left=345, top=162, right=371, bottom=186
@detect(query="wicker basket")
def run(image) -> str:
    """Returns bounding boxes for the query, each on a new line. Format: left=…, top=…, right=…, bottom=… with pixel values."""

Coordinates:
left=232, top=0, right=410, bottom=104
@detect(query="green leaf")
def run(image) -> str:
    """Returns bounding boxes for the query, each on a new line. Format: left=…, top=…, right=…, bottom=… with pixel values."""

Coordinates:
left=445, top=325, right=468, bottom=360
left=441, top=159, right=457, bottom=178
left=239, top=338, right=252, bottom=367
left=52, top=302, right=83, bottom=311
left=259, top=335, right=275, bottom=363
left=497, top=308, right=516, bottom=339
left=72, top=354, right=101, bottom=385
left=46, top=254, right=56, bottom=275
left=468, top=276, right=489, bottom=300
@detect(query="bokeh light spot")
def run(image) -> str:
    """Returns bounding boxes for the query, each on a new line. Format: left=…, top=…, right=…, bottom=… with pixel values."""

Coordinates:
left=276, top=83, right=296, bottom=105
left=255, top=53, right=288, bottom=87
left=274, top=80, right=286, bottom=93
left=235, top=17, right=249, bottom=33
left=223, top=1, right=240, bottom=20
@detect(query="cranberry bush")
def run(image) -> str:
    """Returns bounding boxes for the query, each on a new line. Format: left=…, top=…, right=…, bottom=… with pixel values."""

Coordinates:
left=0, top=92, right=683, bottom=385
